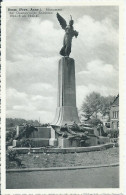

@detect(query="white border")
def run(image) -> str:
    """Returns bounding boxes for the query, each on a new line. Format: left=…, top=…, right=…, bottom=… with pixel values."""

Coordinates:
left=1, top=0, right=125, bottom=194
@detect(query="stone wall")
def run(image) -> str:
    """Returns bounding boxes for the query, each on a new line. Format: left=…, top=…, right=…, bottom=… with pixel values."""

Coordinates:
left=29, top=127, right=51, bottom=139
left=85, top=136, right=98, bottom=146
left=16, top=126, right=51, bottom=138
left=58, top=138, right=80, bottom=148
left=14, top=126, right=52, bottom=147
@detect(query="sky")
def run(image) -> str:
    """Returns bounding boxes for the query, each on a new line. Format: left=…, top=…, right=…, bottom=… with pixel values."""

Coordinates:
left=6, top=6, right=119, bottom=123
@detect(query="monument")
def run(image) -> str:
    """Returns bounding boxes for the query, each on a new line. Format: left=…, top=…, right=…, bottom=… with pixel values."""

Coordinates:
left=52, top=13, right=80, bottom=127
left=11, top=13, right=110, bottom=150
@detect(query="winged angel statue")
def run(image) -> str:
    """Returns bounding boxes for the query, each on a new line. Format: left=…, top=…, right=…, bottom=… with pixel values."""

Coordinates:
left=57, top=13, right=79, bottom=57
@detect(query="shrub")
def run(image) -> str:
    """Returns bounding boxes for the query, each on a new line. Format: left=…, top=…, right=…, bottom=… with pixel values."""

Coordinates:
left=6, top=129, right=16, bottom=142
left=16, top=124, right=38, bottom=139
left=106, top=129, right=119, bottom=138
left=20, top=139, right=34, bottom=147
left=7, top=149, right=18, bottom=161
left=7, top=149, right=22, bottom=167
left=88, top=118, right=103, bottom=127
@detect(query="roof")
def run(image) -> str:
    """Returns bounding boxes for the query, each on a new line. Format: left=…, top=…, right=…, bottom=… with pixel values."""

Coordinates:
left=111, top=94, right=119, bottom=107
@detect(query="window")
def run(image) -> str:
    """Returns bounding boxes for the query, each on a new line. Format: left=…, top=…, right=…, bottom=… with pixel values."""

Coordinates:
left=115, top=111, right=119, bottom=118
left=113, top=111, right=119, bottom=119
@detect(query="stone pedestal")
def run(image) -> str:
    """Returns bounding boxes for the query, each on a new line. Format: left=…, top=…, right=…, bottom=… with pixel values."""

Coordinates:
left=49, top=127, right=58, bottom=146
left=97, top=136, right=110, bottom=145
left=14, top=126, right=52, bottom=147
left=13, top=139, right=50, bottom=147
left=85, top=136, right=98, bottom=146
left=49, top=138, right=58, bottom=147
left=29, top=127, right=51, bottom=138
left=16, top=125, right=24, bottom=136
left=52, top=57, right=80, bottom=126
left=58, top=138, right=80, bottom=148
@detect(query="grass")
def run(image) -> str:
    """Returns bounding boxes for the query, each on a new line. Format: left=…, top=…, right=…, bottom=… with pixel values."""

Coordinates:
left=6, top=147, right=119, bottom=169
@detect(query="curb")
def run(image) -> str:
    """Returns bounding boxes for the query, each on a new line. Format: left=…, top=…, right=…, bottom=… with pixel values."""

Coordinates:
left=6, top=163, right=119, bottom=172
left=10, top=143, right=114, bottom=154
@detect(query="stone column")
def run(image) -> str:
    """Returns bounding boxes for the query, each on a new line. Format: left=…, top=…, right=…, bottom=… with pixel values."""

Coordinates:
left=52, top=57, right=80, bottom=126
left=16, top=125, right=20, bottom=136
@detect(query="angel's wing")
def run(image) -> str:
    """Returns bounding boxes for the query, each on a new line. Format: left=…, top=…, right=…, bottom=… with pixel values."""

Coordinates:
left=57, top=13, right=67, bottom=30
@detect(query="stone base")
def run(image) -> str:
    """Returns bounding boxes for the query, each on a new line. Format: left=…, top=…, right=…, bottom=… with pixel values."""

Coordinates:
left=97, top=136, right=110, bottom=145
left=13, top=138, right=50, bottom=147
left=52, top=106, right=80, bottom=126
left=58, top=138, right=80, bottom=148
left=49, top=138, right=58, bottom=147
left=31, top=138, right=49, bottom=147
left=13, top=140, right=19, bottom=147
left=29, top=127, right=51, bottom=138
left=50, top=127, right=56, bottom=138
left=85, top=136, right=98, bottom=146
left=16, top=126, right=51, bottom=138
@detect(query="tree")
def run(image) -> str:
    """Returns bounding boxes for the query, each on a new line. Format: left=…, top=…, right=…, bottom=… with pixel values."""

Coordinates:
left=81, top=92, right=115, bottom=120
left=6, top=118, right=41, bottom=129
left=100, top=95, right=115, bottom=116
left=88, top=118, right=102, bottom=126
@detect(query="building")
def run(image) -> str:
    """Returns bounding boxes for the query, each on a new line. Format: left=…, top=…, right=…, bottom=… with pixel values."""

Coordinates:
left=110, top=94, right=119, bottom=130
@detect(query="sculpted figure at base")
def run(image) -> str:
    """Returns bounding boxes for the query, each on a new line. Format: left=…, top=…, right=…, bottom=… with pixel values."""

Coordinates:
left=57, top=13, right=79, bottom=57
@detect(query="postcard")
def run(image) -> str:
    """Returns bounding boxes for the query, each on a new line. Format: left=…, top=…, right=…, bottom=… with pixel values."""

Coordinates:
left=1, top=0, right=125, bottom=194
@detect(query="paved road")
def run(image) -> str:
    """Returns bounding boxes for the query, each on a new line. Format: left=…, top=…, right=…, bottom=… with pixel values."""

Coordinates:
left=6, top=166, right=119, bottom=189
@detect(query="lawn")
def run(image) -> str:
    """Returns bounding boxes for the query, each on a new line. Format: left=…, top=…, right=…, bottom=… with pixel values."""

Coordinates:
left=6, top=147, right=119, bottom=169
